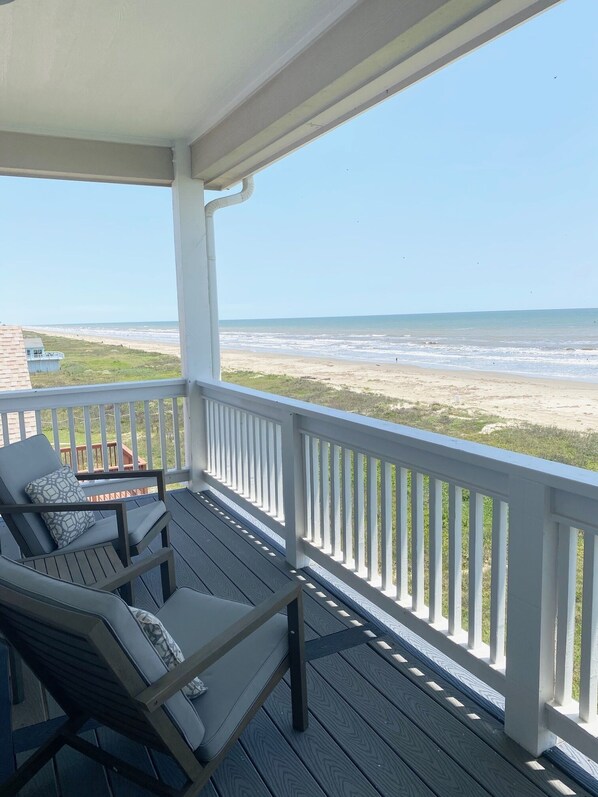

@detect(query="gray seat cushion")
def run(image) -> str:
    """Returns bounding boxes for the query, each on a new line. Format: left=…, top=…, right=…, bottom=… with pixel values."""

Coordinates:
left=59, top=500, right=167, bottom=553
left=157, top=588, right=288, bottom=762
left=0, top=555, right=205, bottom=751
left=0, top=433, right=64, bottom=554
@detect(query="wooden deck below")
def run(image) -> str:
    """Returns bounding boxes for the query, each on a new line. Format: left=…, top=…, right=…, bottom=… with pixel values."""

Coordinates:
left=2, top=488, right=595, bottom=797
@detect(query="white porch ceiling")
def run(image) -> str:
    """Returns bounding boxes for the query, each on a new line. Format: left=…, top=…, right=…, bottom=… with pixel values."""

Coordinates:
left=0, top=0, right=562, bottom=188
left=0, top=0, right=360, bottom=145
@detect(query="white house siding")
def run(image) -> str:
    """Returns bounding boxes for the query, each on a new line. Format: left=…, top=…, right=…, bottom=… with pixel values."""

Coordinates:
left=0, top=326, right=36, bottom=445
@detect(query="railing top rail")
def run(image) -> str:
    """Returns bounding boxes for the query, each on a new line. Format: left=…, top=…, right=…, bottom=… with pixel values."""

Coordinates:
left=0, top=378, right=188, bottom=411
left=198, top=378, right=598, bottom=501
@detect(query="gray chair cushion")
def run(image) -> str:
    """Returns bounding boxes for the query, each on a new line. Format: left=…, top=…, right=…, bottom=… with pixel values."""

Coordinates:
left=157, top=588, right=288, bottom=762
left=0, top=556, right=205, bottom=751
left=0, top=434, right=62, bottom=554
left=59, top=501, right=167, bottom=553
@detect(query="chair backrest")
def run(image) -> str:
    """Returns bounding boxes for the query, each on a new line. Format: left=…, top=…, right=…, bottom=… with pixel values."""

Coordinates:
left=0, top=556, right=205, bottom=752
left=0, top=434, right=62, bottom=555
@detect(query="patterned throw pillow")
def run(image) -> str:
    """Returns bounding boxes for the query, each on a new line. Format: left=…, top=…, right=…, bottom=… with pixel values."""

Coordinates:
left=25, top=465, right=95, bottom=548
left=129, top=606, right=207, bottom=699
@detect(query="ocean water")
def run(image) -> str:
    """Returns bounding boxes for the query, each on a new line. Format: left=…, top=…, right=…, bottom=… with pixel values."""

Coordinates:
left=38, top=308, right=598, bottom=382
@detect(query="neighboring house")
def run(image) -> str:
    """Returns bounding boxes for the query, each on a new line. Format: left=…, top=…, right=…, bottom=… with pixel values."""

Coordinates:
left=0, top=326, right=36, bottom=445
left=23, top=336, right=64, bottom=374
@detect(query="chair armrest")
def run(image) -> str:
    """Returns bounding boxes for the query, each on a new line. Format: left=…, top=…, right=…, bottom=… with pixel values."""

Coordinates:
left=76, top=470, right=167, bottom=500
left=93, top=547, right=174, bottom=593
left=135, top=581, right=302, bottom=712
left=0, top=502, right=131, bottom=568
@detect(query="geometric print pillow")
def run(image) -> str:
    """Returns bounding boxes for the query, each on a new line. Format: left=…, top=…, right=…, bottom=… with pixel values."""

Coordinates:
left=25, top=465, right=96, bottom=549
left=129, top=606, right=207, bottom=699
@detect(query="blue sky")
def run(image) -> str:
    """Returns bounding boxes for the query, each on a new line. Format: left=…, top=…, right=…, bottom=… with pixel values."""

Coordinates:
left=0, top=0, right=596, bottom=325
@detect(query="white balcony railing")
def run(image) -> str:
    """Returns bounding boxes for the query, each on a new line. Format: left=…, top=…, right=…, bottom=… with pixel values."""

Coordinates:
left=198, top=377, right=598, bottom=762
left=0, top=379, right=189, bottom=492
left=1, top=375, right=597, bottom=762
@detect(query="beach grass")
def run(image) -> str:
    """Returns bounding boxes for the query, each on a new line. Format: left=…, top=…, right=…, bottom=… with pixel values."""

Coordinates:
left=29, top=334, right=182, bottom=387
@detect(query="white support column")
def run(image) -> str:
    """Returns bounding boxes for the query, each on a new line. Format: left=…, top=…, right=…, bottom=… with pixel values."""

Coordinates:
left=172, top=141, right=215, bottom=492
left=504, top=478, right=558, bottom=756
left=281, top=412, right=309, bottom=569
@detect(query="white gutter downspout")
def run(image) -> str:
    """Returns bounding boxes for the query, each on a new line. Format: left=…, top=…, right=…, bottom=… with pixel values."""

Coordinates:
left=204, top=177, right=255, bottom=378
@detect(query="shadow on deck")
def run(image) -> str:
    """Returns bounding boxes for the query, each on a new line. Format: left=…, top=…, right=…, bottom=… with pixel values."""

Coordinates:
left=2, top=488, right=594, bottom=797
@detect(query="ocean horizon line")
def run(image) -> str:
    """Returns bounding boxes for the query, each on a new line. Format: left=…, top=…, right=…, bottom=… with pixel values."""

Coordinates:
left=27, top=305, right=598, bottom=327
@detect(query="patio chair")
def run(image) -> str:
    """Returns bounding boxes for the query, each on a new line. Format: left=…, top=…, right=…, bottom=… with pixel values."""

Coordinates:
left=0, top=434, right=171, bottom=574
left=0, top=555, right=308, bottom=797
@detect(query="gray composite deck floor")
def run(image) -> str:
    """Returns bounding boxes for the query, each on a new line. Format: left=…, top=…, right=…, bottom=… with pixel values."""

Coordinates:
left=2, top=488, right=595, bottom=797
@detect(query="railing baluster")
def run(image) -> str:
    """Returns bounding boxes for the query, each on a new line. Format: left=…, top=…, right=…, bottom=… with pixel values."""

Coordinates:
left=261, top=418, right=269, bottom=511
left=312, top=437, right=321, bottom=545
left=255, top=415, right=262, bottom=507
left=158, top=399, right=168, bottom=471
left=261, top=418, right=269, bottom=510
left=342, top=448, right=353, bottom=566
left=367, top=456, right=379, bottom=584
left=128, top=401, right=139, bottom=470
left=241, top=412, right=251, bottom=496
left=381, top=461, right=392, bottom=591
left=231, top=407, right=238, bottom=487
left=579, top=530, right=598, bottom=723
left=246, top=409, right=254, bottom=499
left=304, top=435, right=313, bottom=540
left=83, top=406, right=93, bottom=474
left=448, top=484, right=463, bottom=636
left=67, top=407, right=77, bottom=470
left=411, top=471, right=424, bottom=613
left=468, top=491, right=484, bottom=650
left=429, top=478, right=443, bottom=623
left=490, top=500, right=507, bottom=667
left=555, top=524, right=577, bottom=705
left=220, top=405, right=227, bottom=481
left=18, top=411, right=26, bottom=441
left=321, top=441, right=330, bottom=552
left=272, top=422, right=279, bottom=516
left=99, top=405, right=109, bottom=471
left=1, top=413, right=10, bottom=445
left=143, top=401, right=153, bottom=469
left=396, top=466, right=408, bottom=602
left=229, top=408, right=236, bottom=489
left=237, top=409, right=244, bottom=492
left=331, top=444, right=341, bottom=558
left=172, top=398, right=182, bottom=471
left=225, top=406, right=232, bottom=485
left=275, top=424, right=284, bottom=520
left=51, top=408, right=60, bottom=451
left=230, top=409, right=237, bottom=491
left=354, top=452, right=365, bottom=574
left=115, top=404, right=125, bottom=470
left=35, top=409, right=42, bottom=435
left=268, top=421, right=276, bottom=515
left=218, top=403, right=226, bottom=481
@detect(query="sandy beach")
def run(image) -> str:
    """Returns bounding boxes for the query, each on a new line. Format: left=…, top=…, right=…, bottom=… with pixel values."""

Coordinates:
left=34, top=329, right=598, bottom=433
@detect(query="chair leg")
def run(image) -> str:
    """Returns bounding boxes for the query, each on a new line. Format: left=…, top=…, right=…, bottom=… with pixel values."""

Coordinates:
left=287, top=593, right=308, bottom=731
left=7, top=645, right=24, bottom=705
left=0, top=715, right=85, bottom=796
left=120, top=581, right=133, bottom=605
left=0, top=641, right=15, bottom=779
left=160, top=547, right=177, bottom=602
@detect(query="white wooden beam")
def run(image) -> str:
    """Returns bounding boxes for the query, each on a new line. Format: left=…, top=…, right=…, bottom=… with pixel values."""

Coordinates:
left=172, top=142, right=214, bottom=490
left=0, top=130, right=173, bottom=186
left=191, top=0, right=562, bottom=189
